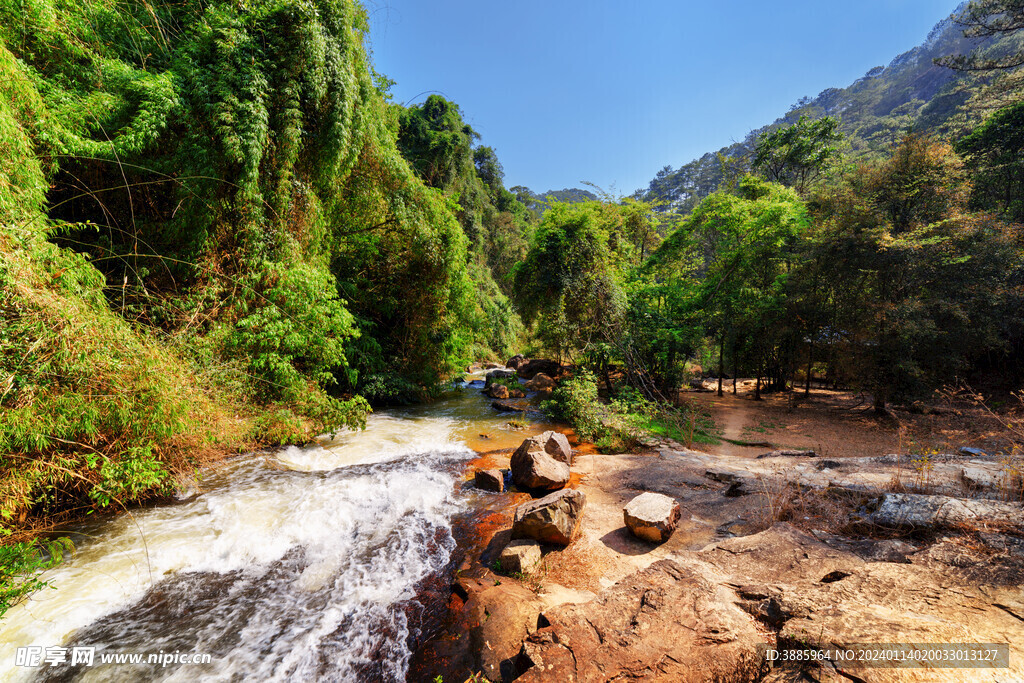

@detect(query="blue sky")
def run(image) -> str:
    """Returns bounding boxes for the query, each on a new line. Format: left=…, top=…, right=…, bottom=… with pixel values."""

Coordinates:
left=365, top=1, right=964, bottom=195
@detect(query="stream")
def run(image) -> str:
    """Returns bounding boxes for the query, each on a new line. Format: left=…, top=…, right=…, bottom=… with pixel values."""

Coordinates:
left=0, top=373, right=554, bottom=682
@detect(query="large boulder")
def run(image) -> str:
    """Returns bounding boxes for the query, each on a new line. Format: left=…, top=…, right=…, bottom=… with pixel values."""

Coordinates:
left=511, top=448, right=569, bottom=491
left=486, top=384, right=510, bottom=400
left=484, top=368, right=515, bottom=387
left=499, top=539, right=543, bottom=574
left=524, top=372, right=556, bottom=391
left=511, top=489, right=586, bottom=545
left=514, top=431, right=572, bottom=465
left=514, top=559, right=767, bottom=682
left=623, top=491, right=681, bottom=543
left=453, top=575, right=543, bottom=683
left=506, top=354, right=529, bottom=371
left=516, top=358, right=560, bottom=380
left=474, top=469, right=504, bottom=493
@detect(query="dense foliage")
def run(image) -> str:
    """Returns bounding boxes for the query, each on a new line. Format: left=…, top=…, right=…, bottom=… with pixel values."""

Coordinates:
left=520, top=116, right=1024, bottom=414
left=0, top=0, right=529, bottom=550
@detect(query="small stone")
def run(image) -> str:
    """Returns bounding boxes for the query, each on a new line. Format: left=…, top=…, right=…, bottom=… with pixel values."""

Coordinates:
left=499, top=540, right=543, bottom=574
left=623, top=492, right=681, bottom=543
left=475, top=469, right=504, bottom=493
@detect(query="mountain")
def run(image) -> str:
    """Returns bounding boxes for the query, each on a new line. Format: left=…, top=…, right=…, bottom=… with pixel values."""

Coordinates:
left=638, top=1, right=1006, bottom=212
left=511, top=186, right=598, bottom=218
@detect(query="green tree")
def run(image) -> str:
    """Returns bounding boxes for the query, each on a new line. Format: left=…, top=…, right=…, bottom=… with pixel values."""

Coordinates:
left=956, top=100, right=1024, bottom=222
left=514, top=201, right=628, bottom=362
left=753, top=115, right=844, bottom=194
left=812, top=135, right=1014, bottom=410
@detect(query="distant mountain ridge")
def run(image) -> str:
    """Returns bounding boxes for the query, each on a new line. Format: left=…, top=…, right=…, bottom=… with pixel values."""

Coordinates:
left=512, top=186, right=598, bottom=218
left=638, top=1, right=998, bottom=211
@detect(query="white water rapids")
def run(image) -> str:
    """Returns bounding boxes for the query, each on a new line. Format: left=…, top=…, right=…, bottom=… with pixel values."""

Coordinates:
left=0, top=381, right=548, bottom=682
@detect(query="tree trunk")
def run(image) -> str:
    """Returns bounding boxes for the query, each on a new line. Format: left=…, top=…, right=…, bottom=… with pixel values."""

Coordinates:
left=804, top=344, right=813, bottom=396
left=732, top=341, right=738, bottom=395
left=717, top=330, right=725, bottom=397
left=873, top=390, right=887, bottom=414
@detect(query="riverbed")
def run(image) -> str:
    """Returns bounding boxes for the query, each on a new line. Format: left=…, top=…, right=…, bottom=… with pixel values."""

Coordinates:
left=0, top=373, right=553, bottom=682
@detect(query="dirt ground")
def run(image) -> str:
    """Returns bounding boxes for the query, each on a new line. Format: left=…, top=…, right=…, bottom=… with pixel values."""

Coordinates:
left=683, top=380, right=1020, bottom=459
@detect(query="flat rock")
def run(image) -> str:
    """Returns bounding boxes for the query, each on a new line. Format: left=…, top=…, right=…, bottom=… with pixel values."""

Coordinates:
left=514, top=431, right=572, bottom=465
left=756, top=449, right=817, bottom=459
left=623, top=491, right=681, bottom=543
left=474, top=469, right=504, bottom=493
left=499, top=539, right=542, bottom=574
left=511, top=447, right=570, bottom=492
left=514, top=559, right=768, bottom=682
left=869, top=493, right=1024, bottom=529
left=511, top=489, right=586, bottom=545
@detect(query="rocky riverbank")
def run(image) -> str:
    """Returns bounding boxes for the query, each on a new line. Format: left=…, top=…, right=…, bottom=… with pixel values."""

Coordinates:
left=433, top=443, right=1024, bottom=682
left=412, top=358, right=1024, bottom=682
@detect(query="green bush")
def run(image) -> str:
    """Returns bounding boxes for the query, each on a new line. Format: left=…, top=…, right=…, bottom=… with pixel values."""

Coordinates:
left=542, top=370, right=602, bottom=441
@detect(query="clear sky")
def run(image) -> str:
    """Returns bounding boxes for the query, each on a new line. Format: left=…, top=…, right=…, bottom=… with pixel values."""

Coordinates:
left=365, top=1, right=964, bottom=195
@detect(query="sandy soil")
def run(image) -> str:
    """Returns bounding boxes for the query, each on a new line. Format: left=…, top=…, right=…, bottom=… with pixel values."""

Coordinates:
left=684, top=380, right=1019, bottom=460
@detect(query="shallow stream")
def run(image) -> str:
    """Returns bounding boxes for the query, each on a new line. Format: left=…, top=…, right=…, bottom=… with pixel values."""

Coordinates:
left=0, top=374, right=552, bottom=682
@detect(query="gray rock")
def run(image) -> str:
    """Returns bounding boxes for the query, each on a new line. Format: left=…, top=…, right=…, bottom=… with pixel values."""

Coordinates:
left=756, top=449, right=817, bottom=459
left=511, top=447, right=569, bottom=491
left=866, top=539, right=916, bottom=563
left=514, top=431, right=572, bottom=465
left=474, top=469, right=504, bottom=493
left=499, top=539, right=543, bottom=574
left=623, top=491, right=682, bottom=543
left=869, top=493, right=1024, bottom=529
left=960, top=446, right=989, bottom=457
left=512, top=489, right=586, bottom=545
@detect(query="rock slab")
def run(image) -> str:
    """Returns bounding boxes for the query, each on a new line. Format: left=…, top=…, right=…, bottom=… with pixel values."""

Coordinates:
left=623, top=491, right=681, bottom=543
left=499, top=539, right=542, bottom=574
left=514, top=559, right=768, bottom=682
left=870, top=493, right=1024, bottom=529
left=511, top=489, right=586, bottom=546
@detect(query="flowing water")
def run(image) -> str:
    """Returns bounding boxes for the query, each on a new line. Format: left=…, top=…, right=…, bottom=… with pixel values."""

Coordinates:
left=0, top=375, right=554, bottom=682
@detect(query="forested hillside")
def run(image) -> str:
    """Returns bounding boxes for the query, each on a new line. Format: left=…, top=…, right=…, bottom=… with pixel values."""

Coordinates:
left=0, top=0, right=532, bottom=549
left=638, top=0, right=1023, bottom=212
